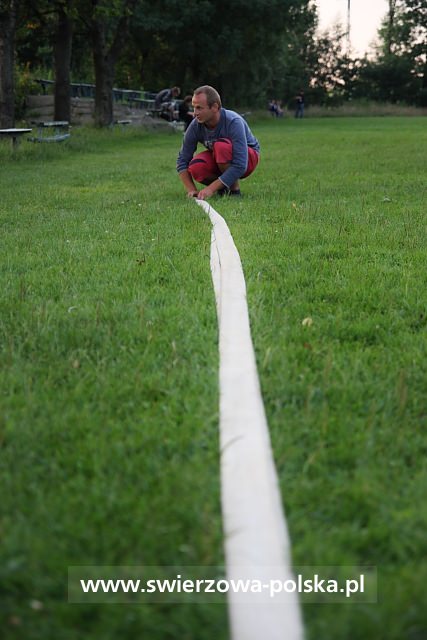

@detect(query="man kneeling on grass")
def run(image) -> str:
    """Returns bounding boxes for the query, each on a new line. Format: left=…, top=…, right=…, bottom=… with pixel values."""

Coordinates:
left=177, top=85, right=260, bottom=200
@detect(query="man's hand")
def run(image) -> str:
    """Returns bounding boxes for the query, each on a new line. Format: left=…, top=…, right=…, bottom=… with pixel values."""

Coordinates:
left=186, top=189, right=199, bottom=198
left=197, top=185, right=216, bottom=200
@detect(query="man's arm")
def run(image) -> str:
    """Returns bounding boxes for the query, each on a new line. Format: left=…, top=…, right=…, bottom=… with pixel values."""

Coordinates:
left=196, top=178, right=224, bottom=200
left=179, top=169, right=199, bottom=197
left=177, top=124, right=199, bottom=197
left=216, top=117, right=248, bottom=189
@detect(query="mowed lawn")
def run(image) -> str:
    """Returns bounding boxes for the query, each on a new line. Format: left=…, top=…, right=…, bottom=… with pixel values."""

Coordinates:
left=1, top=116, right=426, bottom=639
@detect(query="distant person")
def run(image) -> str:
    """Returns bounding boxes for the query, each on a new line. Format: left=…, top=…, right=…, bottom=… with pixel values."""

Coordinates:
left=295, top=89, right=305, bottom=118
left=268, top=99, right=284, bottom=118
left=269, top=99, right=278, bottom=116
left=155, top=86, right=181, bottom=120
left=276, top=100, right=284, bottom=117
left=178, top=95, right=194, bottom=130
left=177, top=85, right=260, bottom=200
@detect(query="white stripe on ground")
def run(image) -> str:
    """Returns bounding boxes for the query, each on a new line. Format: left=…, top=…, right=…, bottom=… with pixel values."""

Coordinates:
left=195, top=199, right=304, bottom=640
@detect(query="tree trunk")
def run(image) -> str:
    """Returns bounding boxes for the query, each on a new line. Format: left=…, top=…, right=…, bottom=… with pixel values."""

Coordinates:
left=93, top=44, right=115, bottom=126
left=54, top=2, right=73, bottom=122
left=0, top=0, right=17, bottom=128
left=386, top=0, right=397, bottom=55
left=91, top=19, right=115, bottom=127
left=91, top=0, right=136, bottom=127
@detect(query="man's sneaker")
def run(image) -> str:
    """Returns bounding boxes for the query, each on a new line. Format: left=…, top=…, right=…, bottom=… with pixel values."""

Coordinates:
left=229, top=189, right=241, bottom=197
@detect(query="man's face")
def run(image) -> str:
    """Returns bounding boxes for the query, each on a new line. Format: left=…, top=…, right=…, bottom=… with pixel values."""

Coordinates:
left=192, top=93, right=219, bottom=126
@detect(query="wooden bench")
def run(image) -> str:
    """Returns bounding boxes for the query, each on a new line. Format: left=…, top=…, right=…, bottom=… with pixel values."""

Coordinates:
left=28, top=121, right=70, bottom=143
left=0, top=128, right=32, bottom=148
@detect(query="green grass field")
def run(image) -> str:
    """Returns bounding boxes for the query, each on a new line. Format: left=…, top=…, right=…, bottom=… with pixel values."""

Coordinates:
left=1, top=116, right=426, bottom=639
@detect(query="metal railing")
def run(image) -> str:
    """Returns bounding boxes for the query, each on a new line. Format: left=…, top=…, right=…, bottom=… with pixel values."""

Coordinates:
left=35, top=79, right=157, bottom=107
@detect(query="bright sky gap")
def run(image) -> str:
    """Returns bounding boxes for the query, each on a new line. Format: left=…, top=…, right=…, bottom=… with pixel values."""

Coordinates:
left=316, top=0, right=389, bottom=55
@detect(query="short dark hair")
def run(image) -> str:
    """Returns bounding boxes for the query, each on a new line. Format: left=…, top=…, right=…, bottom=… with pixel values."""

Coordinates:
left=193, top=85, right=222, bottom=108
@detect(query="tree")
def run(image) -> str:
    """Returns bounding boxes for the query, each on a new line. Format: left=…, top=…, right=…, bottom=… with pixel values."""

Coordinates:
left=306, top=23, right=359, bottom=105
left=262, top=0, right=317, bottom=107
left=0, top=0, right=19, bottom=127
left=356, top=53, right=417, bottom=102
left=15, top=0, right=74, bottom=121
left=127, top=0, right=316, bottom=106
left=54, top=0, right=73, bottom=121
left=384, top=0, right=398, bottom=55
left=86, top=0, right=136, bottom=126
left=15, top=0, right=136, bottom=126
left=374, top=0, right=427, bottom=104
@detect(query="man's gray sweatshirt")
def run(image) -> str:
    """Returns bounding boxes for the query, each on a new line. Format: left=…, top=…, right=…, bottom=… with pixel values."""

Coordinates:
left=176, top=108, right=260, bottom=189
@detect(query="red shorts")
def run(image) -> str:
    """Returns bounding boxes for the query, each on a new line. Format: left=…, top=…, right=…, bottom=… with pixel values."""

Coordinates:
left=188, top=138, right=259, bottom=185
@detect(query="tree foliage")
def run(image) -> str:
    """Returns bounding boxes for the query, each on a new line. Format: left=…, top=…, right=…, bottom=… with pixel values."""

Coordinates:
left=367, top=0, right=427, bottom=104
left=1, top=0, right=426, bottom=126
left=126, top=0, right=315, bottom=105
left=85, top=0, right=137, bottom=126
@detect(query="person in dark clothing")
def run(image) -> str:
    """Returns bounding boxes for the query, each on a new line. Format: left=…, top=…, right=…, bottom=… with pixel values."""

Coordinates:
left=178, top=95, right=194, bottom=130
left=269, top=99, right=278, bottom=116
left=295, top=89, right=305, bottom=118
left=269, top=99, right=284, bottom=117
left=155, top=86, right=181, bottom=120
